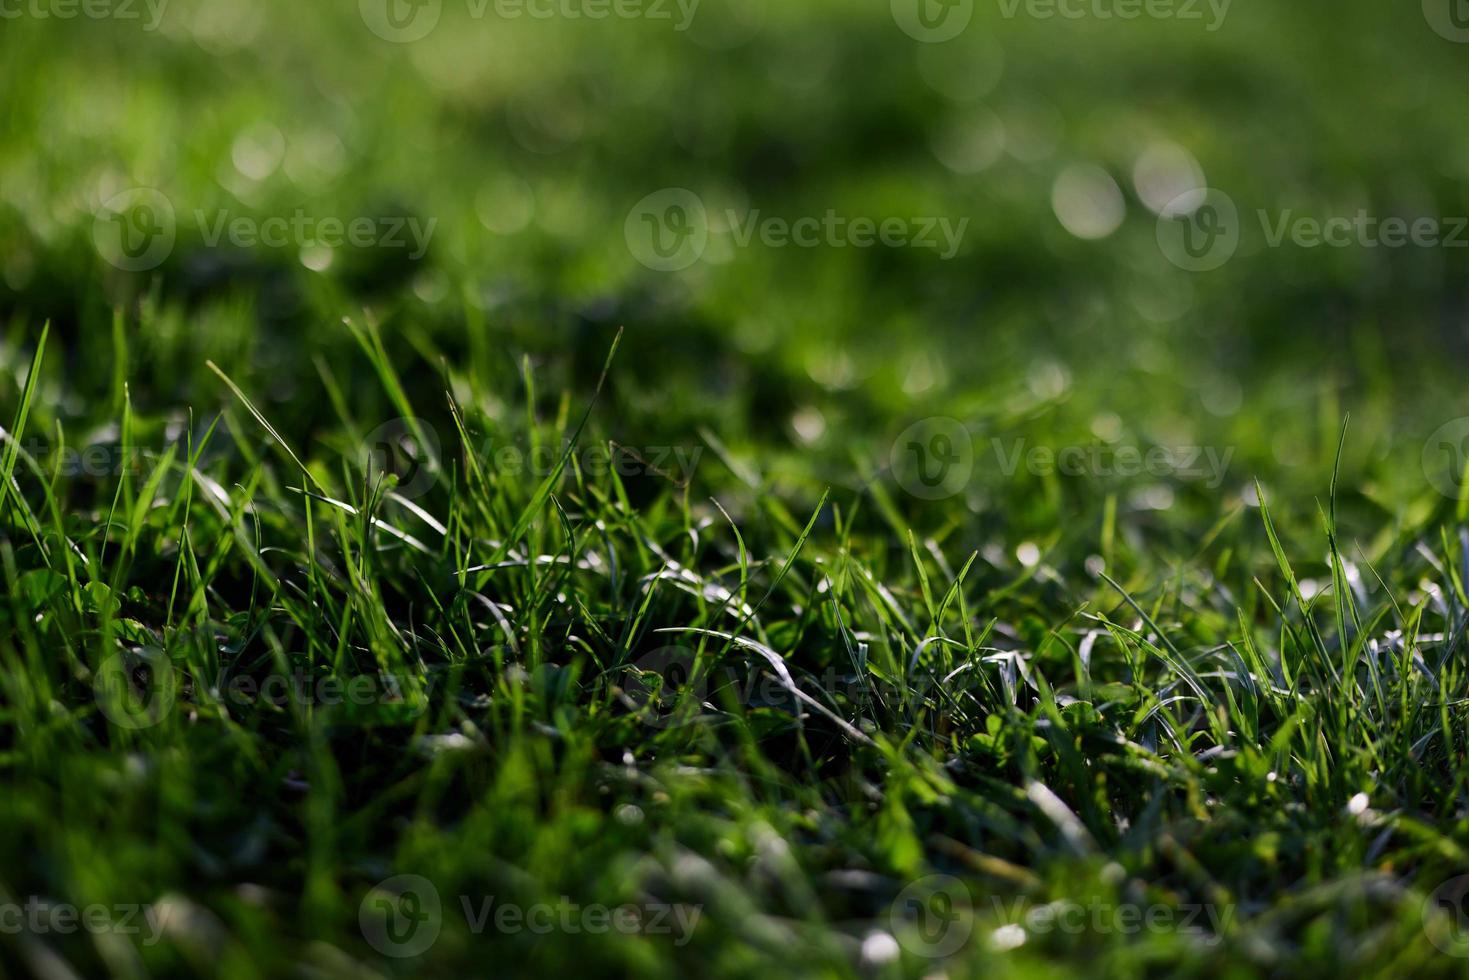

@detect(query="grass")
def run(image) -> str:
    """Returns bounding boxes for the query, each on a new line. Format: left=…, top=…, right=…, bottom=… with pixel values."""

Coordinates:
left=3, top=1, right=1469, bottom=977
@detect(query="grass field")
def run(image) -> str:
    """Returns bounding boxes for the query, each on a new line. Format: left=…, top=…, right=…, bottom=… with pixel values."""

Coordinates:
left=3, top=0, right=1469, bottom=976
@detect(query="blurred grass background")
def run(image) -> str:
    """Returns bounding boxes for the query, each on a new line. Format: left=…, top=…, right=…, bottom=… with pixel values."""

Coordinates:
left=5, top=0, right=1469, bottom=504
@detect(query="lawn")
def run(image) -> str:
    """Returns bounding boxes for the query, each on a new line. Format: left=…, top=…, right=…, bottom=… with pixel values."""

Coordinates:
left=2, top=0, right=1469, bottom=976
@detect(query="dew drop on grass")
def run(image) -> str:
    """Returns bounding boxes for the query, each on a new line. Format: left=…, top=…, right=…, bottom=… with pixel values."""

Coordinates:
left=1052, top=165, right=1125, bottom=240
left=991, top=923, right=1027, bottom=951
left=1132, top=141, right=1206, bottom=216
left=860, top=931, right=900, bottom=965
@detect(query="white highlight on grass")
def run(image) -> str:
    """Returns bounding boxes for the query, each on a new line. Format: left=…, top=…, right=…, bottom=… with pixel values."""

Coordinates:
left=791, top=407, right=826, bottom=445
left=860, top=931, right=901, bottom=965
left=1090, top=412, right=1124, bottom=442
left=299, top=246, right=333, bottom=272
left=231, top=123, right=285, bottom=182
left=1133, top=141, right=1206, bottom=216
left=1052, top=164, right=1125, bottom=240
left=991, top=923, right=1027, bottom=951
